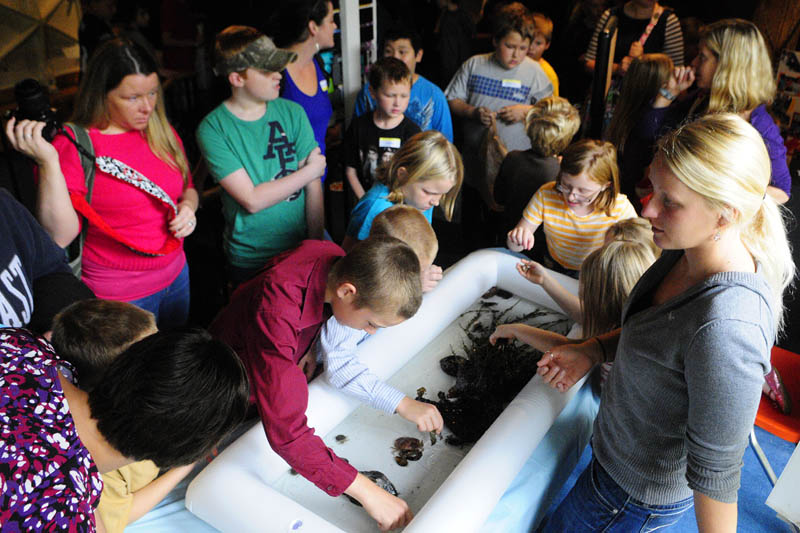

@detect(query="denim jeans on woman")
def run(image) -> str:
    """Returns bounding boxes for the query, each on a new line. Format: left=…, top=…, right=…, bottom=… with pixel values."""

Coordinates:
left=129, top=263, right=190, bottom=329
left=543, top=457, right=693, bottom=532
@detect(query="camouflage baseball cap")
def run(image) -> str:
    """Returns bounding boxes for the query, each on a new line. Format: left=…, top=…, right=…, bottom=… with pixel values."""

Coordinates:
left=214, top=35, right=297, bottom=76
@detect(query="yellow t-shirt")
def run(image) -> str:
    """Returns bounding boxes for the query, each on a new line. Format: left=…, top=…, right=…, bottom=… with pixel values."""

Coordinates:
left=537, top=58, right=559, bottom=97
left=523, top=181, right=636, bottom=270
left=97, top=460, right=160, bottom=533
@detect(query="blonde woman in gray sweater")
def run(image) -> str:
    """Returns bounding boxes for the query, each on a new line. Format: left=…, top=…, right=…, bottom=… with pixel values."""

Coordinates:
left=537, top=113, right=794, bottom=532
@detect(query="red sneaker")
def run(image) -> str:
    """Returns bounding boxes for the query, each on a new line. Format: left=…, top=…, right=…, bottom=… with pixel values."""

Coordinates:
left=764, top=368, right=792, bottom=415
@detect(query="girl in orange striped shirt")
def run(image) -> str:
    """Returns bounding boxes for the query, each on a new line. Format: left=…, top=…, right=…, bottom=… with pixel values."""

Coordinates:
left=507, top=139, right=636, bottom=275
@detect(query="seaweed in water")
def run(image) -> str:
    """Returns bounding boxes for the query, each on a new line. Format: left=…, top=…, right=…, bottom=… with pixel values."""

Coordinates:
left=419, top=297, right=571, bottom=445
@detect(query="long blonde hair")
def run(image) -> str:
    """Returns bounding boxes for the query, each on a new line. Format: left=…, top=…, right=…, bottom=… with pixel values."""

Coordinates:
left=377, top=130, right=464, bottom=221
left=580, top=240, right=657, bottom=338
left=703, top=19, right=776, bottom=113
left=71, top=38, right=190, bottom=185
left=606, top=54, right=673, bottom=153
left=656, top=113, right=794, bottom=332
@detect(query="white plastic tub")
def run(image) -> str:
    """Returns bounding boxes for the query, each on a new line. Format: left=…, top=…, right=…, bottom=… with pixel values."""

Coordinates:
left=185, top=249, right=585, bottom=532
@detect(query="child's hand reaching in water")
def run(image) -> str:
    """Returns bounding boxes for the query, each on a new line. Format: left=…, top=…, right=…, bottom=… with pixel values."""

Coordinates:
left=396, top=397, right=443, bottom=433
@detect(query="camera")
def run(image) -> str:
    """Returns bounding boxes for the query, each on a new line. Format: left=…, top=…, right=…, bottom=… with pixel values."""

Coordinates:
left=8, top=79, right=62, bottom=142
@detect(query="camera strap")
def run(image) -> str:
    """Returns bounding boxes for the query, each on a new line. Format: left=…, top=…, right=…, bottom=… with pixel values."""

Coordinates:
left=63, top=123, right=95, bottom=278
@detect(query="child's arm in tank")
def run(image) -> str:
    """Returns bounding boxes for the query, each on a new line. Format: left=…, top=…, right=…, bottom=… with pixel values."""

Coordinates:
left=345, top=166, right=366, bottom=199
left=344, top=473, right=414, bottom=531
left=319, top=318, right=444, bottom=433
left=395, top=397, right=444, bottom=433
left=217, top=147, right=326, bottom=214
left=516, top=260, right=582, bottom=323
left=507, top=218, right=538, bottom=252
left=489, top=323, right=574, bottom=353
left=304, top=177, right=324, bottom=240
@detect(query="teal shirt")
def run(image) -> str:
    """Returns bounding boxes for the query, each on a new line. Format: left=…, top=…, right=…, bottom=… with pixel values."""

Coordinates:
left=346, top=183, right=433, bottom=241
left=197, top=99, right=317, bottom=268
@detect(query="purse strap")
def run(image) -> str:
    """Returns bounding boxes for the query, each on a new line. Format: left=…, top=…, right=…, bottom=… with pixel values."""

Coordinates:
left=68, top=153, right=182, bottom=257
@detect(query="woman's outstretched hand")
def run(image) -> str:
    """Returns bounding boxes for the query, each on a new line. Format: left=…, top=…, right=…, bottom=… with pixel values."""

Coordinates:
left=536, top=341, right=598, bottom=393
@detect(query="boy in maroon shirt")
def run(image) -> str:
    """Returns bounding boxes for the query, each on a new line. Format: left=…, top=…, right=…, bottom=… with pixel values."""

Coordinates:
left=210, top=236, right=425, bottom=530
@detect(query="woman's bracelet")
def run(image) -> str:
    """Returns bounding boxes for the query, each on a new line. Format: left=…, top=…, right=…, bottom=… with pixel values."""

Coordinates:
left=593, top=336, right=607, bottom=364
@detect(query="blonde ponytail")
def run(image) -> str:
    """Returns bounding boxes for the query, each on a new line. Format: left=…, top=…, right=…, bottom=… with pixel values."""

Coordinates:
left=740, top=198, right=795, bottom=332
left=657, top=113, right=795, bottom=333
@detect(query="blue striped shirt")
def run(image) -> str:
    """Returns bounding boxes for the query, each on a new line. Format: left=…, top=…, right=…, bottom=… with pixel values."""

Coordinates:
left=316, top=316, right=406, bottom=414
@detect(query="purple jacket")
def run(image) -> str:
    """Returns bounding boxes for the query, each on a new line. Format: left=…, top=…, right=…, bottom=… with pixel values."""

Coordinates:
left=638, top=98, right=791, bottom=196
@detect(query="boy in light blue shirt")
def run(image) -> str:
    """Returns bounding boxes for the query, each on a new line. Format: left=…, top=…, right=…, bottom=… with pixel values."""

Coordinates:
left=353, top=27, right=454, bottom=142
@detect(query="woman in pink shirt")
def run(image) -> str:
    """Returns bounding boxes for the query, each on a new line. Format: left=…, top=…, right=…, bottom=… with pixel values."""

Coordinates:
left=7, top=38, right=198, bottom=328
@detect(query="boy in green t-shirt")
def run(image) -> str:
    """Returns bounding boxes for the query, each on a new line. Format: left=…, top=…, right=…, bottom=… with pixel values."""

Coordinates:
left=197, top=25, right=326, bottom=284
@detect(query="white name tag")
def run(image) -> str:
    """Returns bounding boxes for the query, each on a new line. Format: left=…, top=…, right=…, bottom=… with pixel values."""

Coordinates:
left=379, top=137, right=401, bottom=149
left=319, top=79, right=328, bottom=92
left=502, top=79, right=522, bottom=89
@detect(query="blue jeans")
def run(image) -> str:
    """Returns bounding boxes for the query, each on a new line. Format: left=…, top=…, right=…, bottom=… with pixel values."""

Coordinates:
left=543, top=458, right=693, bottom=532
left=129, top=263, right=190, bottom=329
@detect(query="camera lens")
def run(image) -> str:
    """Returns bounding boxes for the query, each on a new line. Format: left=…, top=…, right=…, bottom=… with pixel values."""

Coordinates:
left=14, top=79, right=52, bottom=121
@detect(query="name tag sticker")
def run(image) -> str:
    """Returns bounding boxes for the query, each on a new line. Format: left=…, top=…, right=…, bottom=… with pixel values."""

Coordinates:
left=379, top=137, right=402, bottom=149
left=502, top=79, right=522, bottom=89
left=320, top=79, right=328, bottom=92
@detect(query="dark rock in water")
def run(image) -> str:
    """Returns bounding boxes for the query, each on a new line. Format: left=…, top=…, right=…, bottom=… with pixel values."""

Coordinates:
left=495, top=289, right=513, bottom=299
left=440, top=355, right=468, bottom=377
left=445, top=435, right=466, bottom=447
left=481, top=287, right=514, bottom=299
left=335, top=434, right=348, bottom=443
left=345, top=470, right=398, bottom=506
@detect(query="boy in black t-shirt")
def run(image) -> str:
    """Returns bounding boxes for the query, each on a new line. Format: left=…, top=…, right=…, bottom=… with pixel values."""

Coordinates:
left=344, top=57, right=421, bottom=200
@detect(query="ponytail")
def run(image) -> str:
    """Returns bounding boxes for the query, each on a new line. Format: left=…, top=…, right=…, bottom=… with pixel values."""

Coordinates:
left=740, top=198, right=795, bottom=333
left=657, top=113, right=795, bottom=334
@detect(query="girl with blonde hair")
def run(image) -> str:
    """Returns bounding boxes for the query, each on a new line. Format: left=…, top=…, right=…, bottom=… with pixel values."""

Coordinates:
left=605, top=53, right=673, bottom=209
left=536, top=113, right=794, bottom=531
left=507, top=139, right=637, bottom=276
left=343, top=130, right=462, bottom=289
left=642, top=18, right=791, bottom=204
left=344, top=130, right=463, bottom=244
left=6, top=38, right=197, bottom=328
left=494, top=238, right=656, bottom=352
